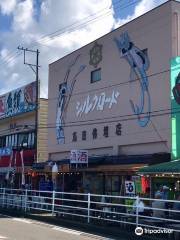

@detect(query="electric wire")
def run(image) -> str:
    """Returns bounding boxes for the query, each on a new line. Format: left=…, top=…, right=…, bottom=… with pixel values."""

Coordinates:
left=48, top=68, right=171, bottom=101
left=0, top=0, right=142, bottom=69
left=0, top=105, right=179, bottom=133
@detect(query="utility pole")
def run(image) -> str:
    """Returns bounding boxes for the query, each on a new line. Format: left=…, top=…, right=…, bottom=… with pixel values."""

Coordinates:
left=18, top=46, right=40, bottom=163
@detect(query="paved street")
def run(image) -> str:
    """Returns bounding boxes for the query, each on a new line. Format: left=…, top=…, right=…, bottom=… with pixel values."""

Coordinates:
left=0, top=214, right=116, bottom=240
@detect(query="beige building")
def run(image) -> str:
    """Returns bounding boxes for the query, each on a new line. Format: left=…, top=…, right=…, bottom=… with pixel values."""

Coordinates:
left=0, top=81, right=48, bottom=187
left=37, top=98, right=48, bottom=162
left=48, top=1, right=180, bottom=194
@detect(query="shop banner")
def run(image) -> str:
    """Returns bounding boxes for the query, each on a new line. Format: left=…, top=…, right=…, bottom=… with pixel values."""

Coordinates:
left=0, top=147, right=12, bottom=156
left=70, top=150, right=88, bottom=164
left=0, top=81, right=36, bottom=119
left=125, top=181, right=135, bottom=195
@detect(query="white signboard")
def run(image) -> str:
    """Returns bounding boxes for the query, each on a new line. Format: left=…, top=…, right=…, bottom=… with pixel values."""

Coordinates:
left=76, top=90, right=120, bottom=117
left=125, top=181, right=135, bottom=194
left=70, top=150, right=88, bottom=164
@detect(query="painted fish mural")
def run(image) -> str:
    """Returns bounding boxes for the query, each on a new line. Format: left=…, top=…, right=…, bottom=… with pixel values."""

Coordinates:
left=56, top=55, right=86, bottom=144
left=114, top=32, right=151, bottom=127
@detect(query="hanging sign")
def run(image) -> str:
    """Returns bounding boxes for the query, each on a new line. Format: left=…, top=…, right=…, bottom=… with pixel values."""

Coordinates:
left=70, top=150, right=88, bottom=164
left=125, top=181, right=135, bottom=194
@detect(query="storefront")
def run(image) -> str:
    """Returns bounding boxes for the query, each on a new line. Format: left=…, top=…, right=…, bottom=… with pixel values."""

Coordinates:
left=0, top=82, right=48, bottom=188
left=138, top=160, right=180, bottom=199
left=48, top=1, right=180, bottom=195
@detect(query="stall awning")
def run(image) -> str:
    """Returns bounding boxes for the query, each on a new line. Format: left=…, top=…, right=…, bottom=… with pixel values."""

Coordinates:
left=138, top=159, right=180, bottom=174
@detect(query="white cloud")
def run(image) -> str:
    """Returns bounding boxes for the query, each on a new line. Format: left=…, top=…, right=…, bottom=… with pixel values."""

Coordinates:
left=0, top=0, right=167, bottom=98
left=0, top=0, right=16, bottom=15
left=114, top=0, right=167, bottom=28
left=12, top=0, right=34, bottom=31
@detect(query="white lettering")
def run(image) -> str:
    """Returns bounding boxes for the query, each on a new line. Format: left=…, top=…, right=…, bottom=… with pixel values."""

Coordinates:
left=76, top=90, right=120, bottom=117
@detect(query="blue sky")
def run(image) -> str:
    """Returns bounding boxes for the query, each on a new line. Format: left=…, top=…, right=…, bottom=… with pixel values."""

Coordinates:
left=0, top=0, right=168, bottom=97
left=0, top=0, right=137, bottom=33
left=0, top=14, right=13, bottom=32
left=0, top=0, right=42, bottom=32
left=112, top=0, right=139, bottom=19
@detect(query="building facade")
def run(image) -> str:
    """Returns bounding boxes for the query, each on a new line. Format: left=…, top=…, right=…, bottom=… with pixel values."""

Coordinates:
left=37, top=98, right=48, bottom=163
left=0, top=81, right=48, bottom=188
left=48, top=1, right=180, bottom=195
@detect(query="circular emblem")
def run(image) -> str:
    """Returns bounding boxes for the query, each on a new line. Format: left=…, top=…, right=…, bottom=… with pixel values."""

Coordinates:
left=135, top=227, right=143, bottom=236
left=89, top=42, right=103, bottom=68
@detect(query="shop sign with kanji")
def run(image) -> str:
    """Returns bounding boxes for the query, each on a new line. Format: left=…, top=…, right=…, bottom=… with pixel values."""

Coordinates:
left=70, top=150, right=88, bottom=164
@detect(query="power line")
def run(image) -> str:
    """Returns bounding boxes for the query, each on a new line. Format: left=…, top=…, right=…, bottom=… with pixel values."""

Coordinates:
left=0, top=0, right=140, bottom=70
left=0, top=104, right=179, bottom=133
left=0, top=49, right=18, bottom=64
left=45, top=3, right=170, bottom=64
left=0, top=0, right=168, bottom=72
left=38, top=107, right=180, bottom=128
left=48, top=68, right=171, bottom=101
left=36, top=0, right=139, bottom=42
left=0, top=52, right=22, bottom=69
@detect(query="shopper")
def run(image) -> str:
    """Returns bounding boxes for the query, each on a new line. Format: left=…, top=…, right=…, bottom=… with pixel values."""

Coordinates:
left=132, top=196, right=145, bottom=215
left=152, top=193, right=165, bottom=219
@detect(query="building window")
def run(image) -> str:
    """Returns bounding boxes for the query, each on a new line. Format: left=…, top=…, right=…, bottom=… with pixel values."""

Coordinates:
left=92, top=128, right=97, bottom=139
left=0, top=132, right=35, bottom=149
left=116, top=123, right=122, bottom=136
left=82, top=131, right=87, bottom=141
left=18, top=133, right=28, bottom=148
left=0, top=136, right=6, bottom=148
left=91, top=68, right=101, bottom=83
left=103, top=126, right=109, bottom=138
left=105, top=175, right=120, bottom=195
left=31, top=132, right=35, bottom=147
left=72, top=132, right=77, bottom=142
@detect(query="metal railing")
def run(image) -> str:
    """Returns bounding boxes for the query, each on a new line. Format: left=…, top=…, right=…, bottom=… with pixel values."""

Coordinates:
left=0, top=188, right=179, bottom=234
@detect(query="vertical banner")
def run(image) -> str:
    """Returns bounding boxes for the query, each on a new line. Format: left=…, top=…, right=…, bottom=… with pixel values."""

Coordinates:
left=171, top=57, right=180, bottom=160
left=125, top=181, right=135, bottom=195
left=20, top=150, right=25, bottom=186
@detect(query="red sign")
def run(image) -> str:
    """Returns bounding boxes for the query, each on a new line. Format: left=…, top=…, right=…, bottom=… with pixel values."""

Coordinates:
left=0, top=149, right=35, bottom=167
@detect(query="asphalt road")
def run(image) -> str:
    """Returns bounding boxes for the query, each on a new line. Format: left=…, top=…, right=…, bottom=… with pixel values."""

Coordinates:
left=0, top=214, right=115, bottom=240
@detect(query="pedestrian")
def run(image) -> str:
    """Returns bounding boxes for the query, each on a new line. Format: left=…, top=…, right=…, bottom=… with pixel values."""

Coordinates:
left=152, top=193, right=165, bottom=218
left=132, top=196, right=145, bottom=215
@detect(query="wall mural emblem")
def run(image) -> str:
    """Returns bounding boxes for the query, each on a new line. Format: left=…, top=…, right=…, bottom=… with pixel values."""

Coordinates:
left=89, top=41, right=103, bottom=68
left=114, top=32, right=151, bottom=127
left=56, top=55, right=86, bottom=144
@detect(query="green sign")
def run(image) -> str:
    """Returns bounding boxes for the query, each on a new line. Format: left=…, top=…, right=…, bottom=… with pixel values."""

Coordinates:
left=171, top=57, right=180, bottom=160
